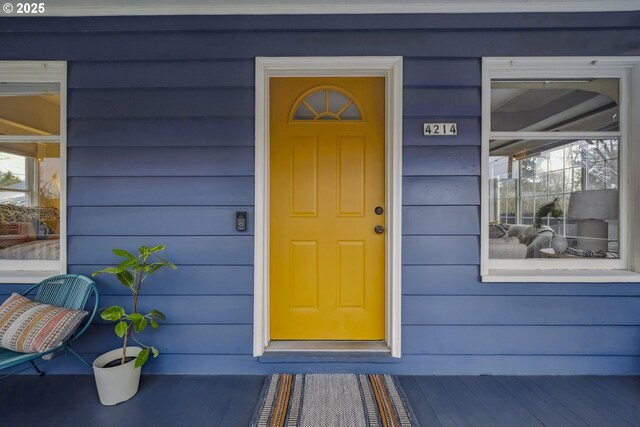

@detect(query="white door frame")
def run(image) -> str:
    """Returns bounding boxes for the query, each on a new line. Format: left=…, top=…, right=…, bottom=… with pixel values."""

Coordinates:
left=253, top=56, right=403, bottom=357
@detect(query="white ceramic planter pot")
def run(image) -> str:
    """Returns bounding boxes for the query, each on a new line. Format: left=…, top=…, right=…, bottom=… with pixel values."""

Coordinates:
left=93, top=346, right=143, bottom=406
left=551, top=235, right=568, bottom=253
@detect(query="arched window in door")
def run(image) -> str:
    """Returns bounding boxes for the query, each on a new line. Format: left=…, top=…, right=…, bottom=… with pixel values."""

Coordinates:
left=291, top=86, right=363, bottom=121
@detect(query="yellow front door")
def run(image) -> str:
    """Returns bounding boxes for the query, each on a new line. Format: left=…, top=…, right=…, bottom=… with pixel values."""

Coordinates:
left=269, top=77, right=385, bottom=340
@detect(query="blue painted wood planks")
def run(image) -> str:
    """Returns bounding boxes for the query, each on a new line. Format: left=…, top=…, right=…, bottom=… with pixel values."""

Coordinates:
left=0, top=12, right=639, bottom=375
left=1, top=29, right=639, bottom=60
left=68, top=177, right=254, bottom=205
left=68, top=147, right=254, bottom=176
left=68, top=117, right=254, bottom=147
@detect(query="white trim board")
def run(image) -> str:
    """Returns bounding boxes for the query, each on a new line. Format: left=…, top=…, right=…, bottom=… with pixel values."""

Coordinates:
left=483, top=269, right=640, bottom=283
left=7, top=1, right=640, bottom=16
left=253, top=56, right=403, bottom=358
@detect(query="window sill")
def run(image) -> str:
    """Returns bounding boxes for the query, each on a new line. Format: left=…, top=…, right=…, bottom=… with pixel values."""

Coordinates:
left=483, top=269, right=640, bottom=283
left=0, top=270, right=60, bottom=284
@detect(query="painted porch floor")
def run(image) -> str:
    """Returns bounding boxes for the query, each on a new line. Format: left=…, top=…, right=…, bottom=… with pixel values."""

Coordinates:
left=1, top=375, right=640, bottom=426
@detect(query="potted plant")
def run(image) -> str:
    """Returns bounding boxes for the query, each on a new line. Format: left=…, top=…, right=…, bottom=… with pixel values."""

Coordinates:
left=91, top=245, right=176, bottom=406
left=534, top=198, right=567, bottom=253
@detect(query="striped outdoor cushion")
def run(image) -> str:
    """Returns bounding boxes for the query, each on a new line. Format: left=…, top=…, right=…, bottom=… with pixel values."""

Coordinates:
left=0, top=293, right=87, bottom=354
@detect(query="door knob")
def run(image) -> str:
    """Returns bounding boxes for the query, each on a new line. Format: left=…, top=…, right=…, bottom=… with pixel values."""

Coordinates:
left=374, top=225, right=384, bottom=234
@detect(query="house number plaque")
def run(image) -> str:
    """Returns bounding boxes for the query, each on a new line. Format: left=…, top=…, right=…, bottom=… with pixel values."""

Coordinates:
left=423, top=123, right=457, bottom=136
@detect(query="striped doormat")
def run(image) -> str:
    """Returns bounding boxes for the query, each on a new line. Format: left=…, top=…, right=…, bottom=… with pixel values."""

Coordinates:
left=250, top=374, right=419, bottom=427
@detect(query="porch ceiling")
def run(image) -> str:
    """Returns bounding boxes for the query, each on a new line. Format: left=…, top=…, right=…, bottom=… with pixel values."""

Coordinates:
left=3, top=0, right=639, bottom=16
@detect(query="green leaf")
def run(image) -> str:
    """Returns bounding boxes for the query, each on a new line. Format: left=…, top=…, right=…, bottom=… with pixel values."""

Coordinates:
left=116, top=270, right=134, bottom=288
left=127, top=313, right=143, bottom=322
left=137, top=317, right=148, bottom=332
left=140, top=264, right=154, bottom=273
left=144, top=263, right=165, bottom=275
left=101, top=306, right=125, bottom=321
left=154, top=255, right=177, bottom=269
left=134, top=348, right=149, bottom=368
left=139, top=245, right=151, bottom=258
left=150, top=245, right=165, bottom=253
left=114, top=321, right=128, bottom=338
left=112, top=248, right=135, bottom=260
left=116, top=258, right=138, bottom=272
left=131, top=315, right=147, bottom=333
left=151, top=347, right=159, bottom=358
left=92, top=267, right=120, bottom=277
left=150, top=319, right=159, bottom=329
left=149, top=309, right=166, bottom=321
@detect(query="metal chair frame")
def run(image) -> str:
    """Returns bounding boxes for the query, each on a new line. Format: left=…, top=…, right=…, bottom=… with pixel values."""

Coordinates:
left=0, top=274, right=99, bottom=377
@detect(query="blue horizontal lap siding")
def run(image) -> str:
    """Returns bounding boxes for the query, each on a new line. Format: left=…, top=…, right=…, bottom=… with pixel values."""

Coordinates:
left=404, top=87, right=481, bottom=117
left=74, top=324, right=253, bottom=355
left=69, top=206, right=255, bottom=235
left=403, top=206, right=479, bottom=235
left=403, top=326, right=640, bottom=356
left=68, top=117, right=255, bottom=147
left=68, top=236, right=253, bottom=265
left=2, top=12, right=640, bottom=375
left=403, top=177, right=480, bottom=205
left=97, top=295, right=253, bottom=324
left=66, top=265, right=254, bottom=295
left=404, top=58, right=481, bottom=87
left=68, top=147, right=254, bottom=176
left=1, top=29, right=639, bottom=60
left=68, top=87, right=254, bottom=118
left=403, top=146, right=480, bottom=176
left=3, top=13, right=640, bottom=32
left=403, top=236, right=480, bottom=265
left=402, top=265, right=640, bottom=296
left=34, top=353, right=640, bottom=375
left=68, top=60, right=255, bottom=88
left=403, top=296, right=640, bottom=325
left=68, top=177, right=254, bottom=206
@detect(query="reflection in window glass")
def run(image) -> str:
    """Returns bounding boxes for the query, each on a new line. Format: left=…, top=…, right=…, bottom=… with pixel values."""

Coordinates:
left=0, top=80, right=61, bottom=262
left=0, top=143, right=60, bottom=261
left=0, top=152, right=28, bottom=193
left=294, top=103, right=315, bottom=120
left=305, top=91, right=325, bottom=115
left=491, top=78, right=619, bottom=132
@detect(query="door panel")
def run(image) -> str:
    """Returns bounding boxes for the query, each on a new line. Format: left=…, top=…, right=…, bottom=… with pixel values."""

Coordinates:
left=337, top=241, right=365, bottom=309
left=270, top=77, right=385, bottom=340
left=290, top=136, right=318, bottom=216
left=337, top=136, right=365, bottom=217
left=290, top=241, right=318, bottom=308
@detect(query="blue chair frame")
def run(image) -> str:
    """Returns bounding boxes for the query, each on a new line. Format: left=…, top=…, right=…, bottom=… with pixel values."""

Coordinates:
left=0, top=274, right=99, bottom=376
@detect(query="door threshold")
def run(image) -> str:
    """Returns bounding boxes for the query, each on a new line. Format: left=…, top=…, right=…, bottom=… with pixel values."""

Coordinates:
left=264, top=340, right=390, bottom=354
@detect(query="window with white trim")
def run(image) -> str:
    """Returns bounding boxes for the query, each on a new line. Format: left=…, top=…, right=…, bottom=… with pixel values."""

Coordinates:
left=0, top=62, right=66, bottom=282
left=482, top=58, right=640, bottom=281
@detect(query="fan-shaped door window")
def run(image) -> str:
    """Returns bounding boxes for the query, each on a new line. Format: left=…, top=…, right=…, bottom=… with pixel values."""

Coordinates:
left=292, top=87, right=362, bottom=121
